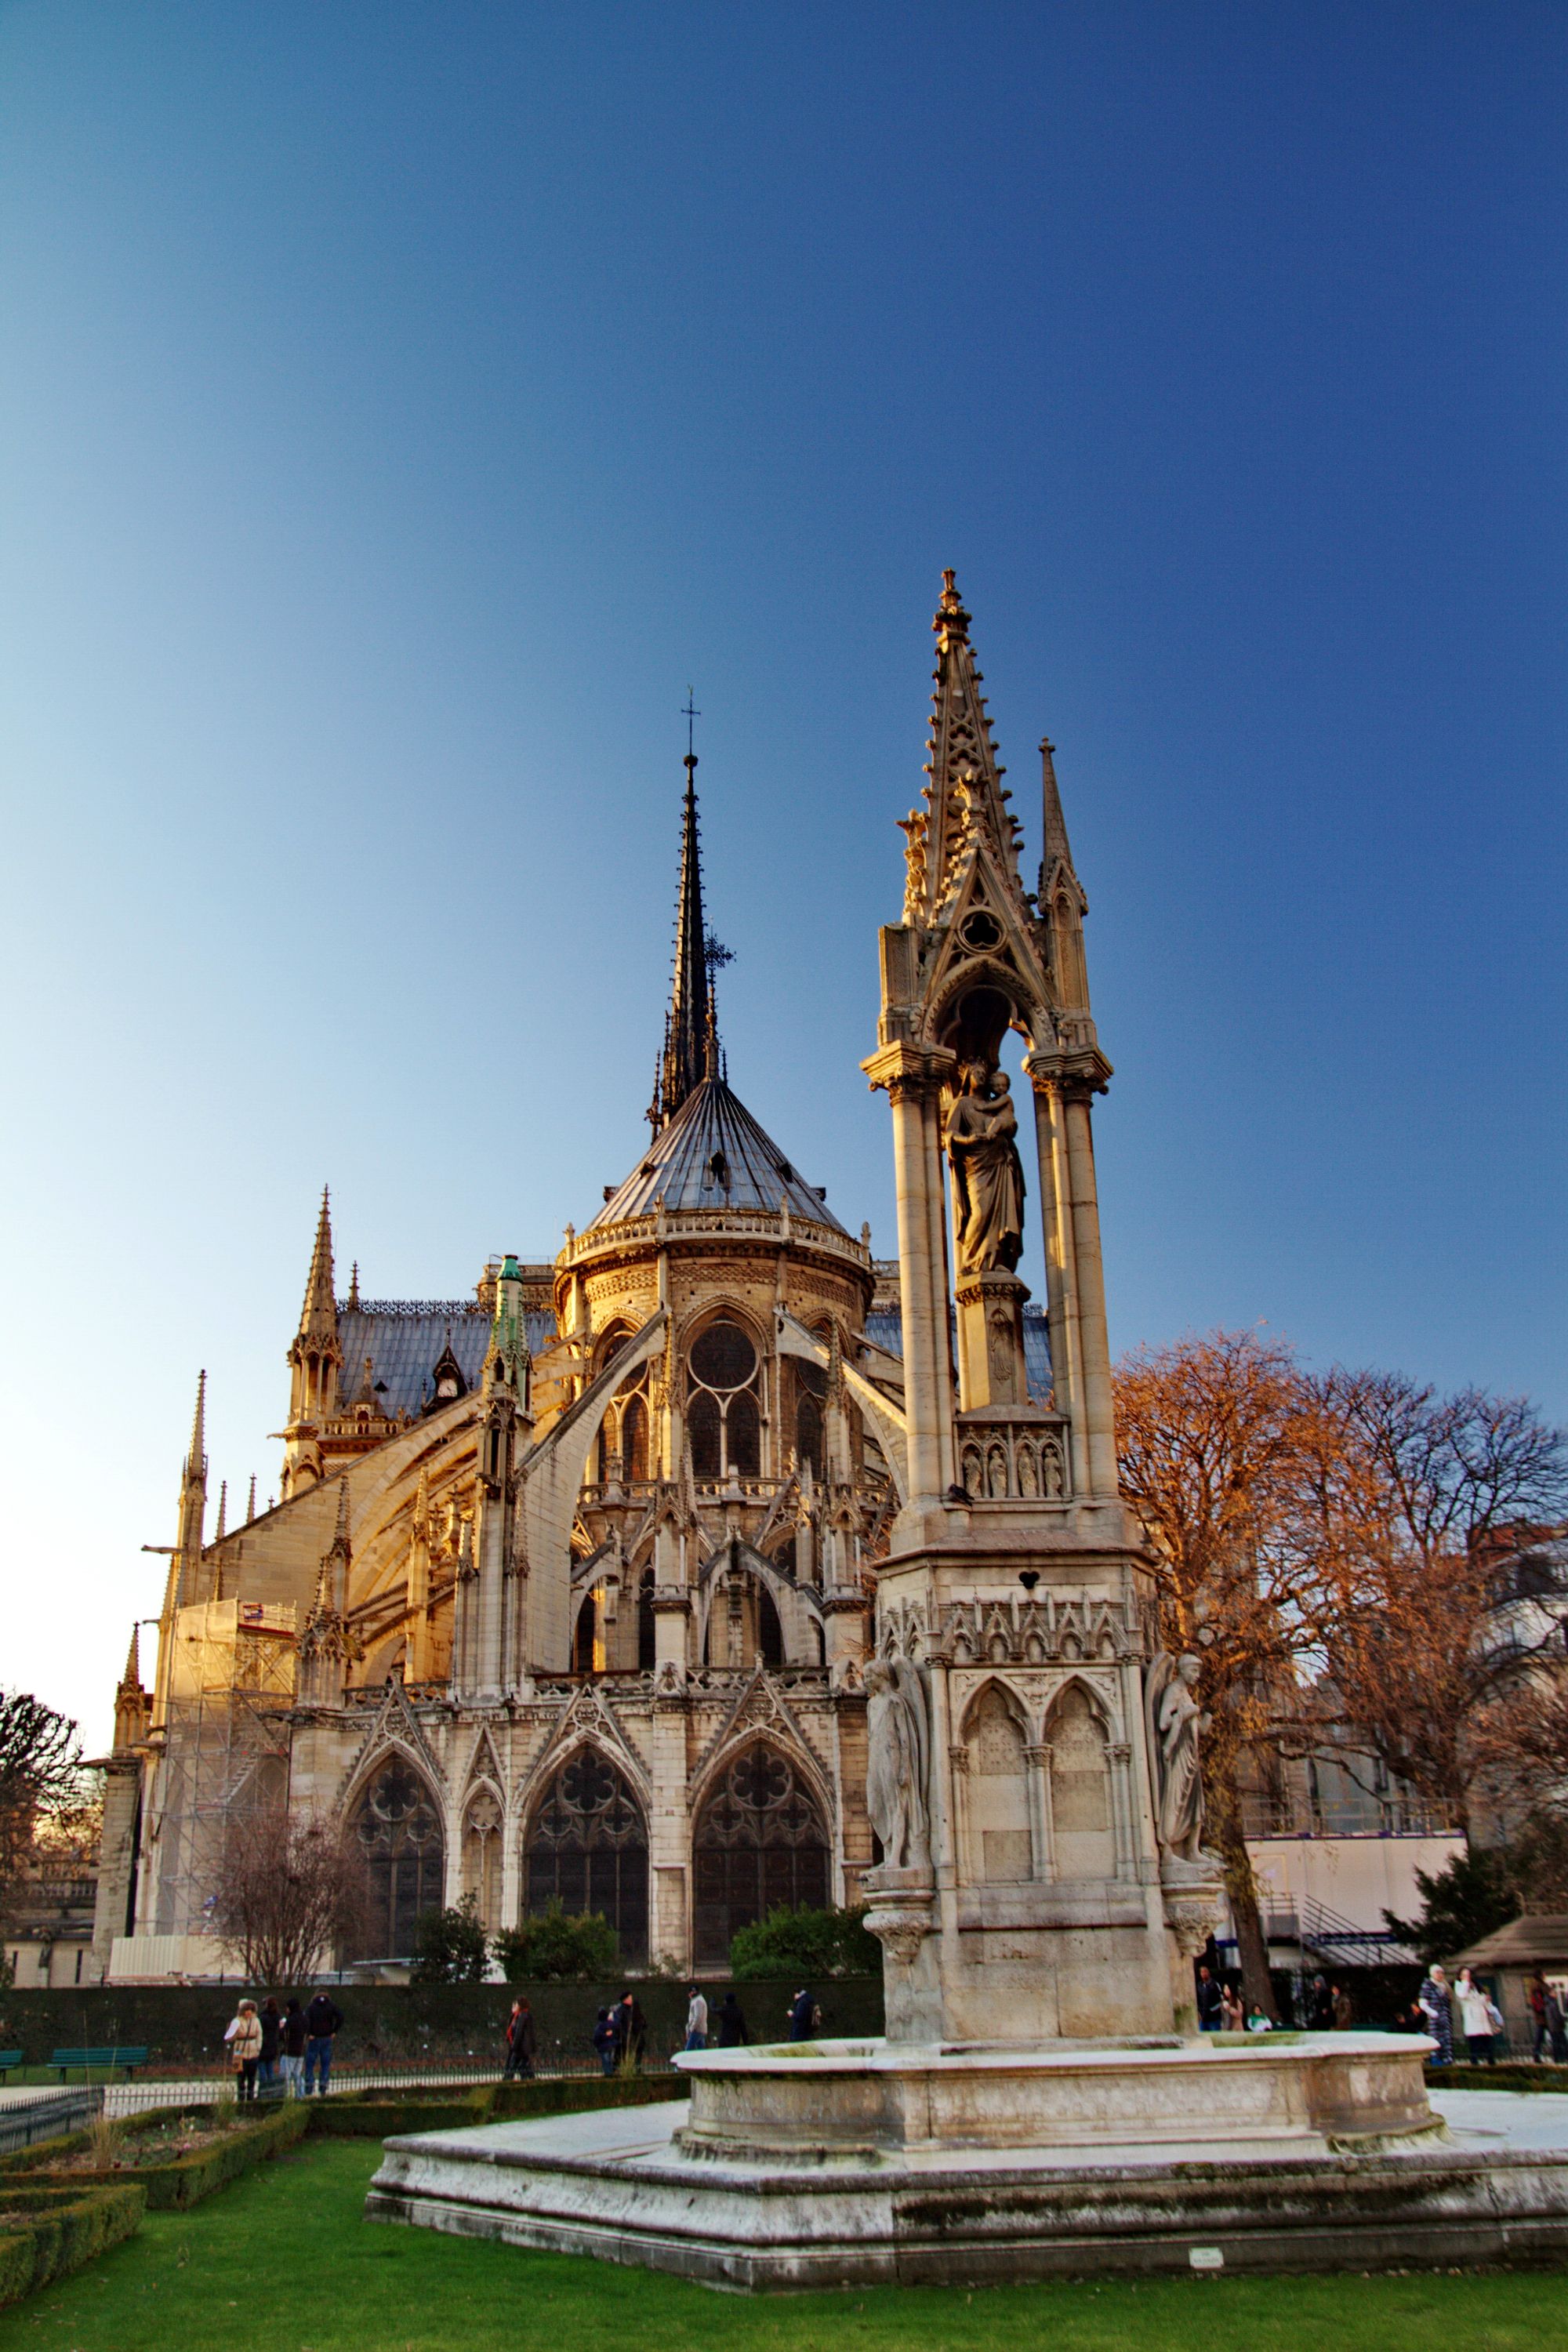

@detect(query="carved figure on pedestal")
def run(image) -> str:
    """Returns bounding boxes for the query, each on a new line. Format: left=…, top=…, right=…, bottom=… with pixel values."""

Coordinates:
left=946, top=1060, right=1026, bottom=1276
left=863, top=1656, right=931, bottom=1872
left=1145, top=1652, right=1211, bottom=1871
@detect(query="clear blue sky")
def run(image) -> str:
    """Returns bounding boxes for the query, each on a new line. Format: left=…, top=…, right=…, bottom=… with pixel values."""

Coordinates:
left=2, top=3, right=1563, bottom=1745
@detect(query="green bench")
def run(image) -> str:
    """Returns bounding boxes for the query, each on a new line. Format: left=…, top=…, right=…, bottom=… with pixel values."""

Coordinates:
left=0, top=2051, right=21, bottom=2078
left=49, top=2045, right=148, bottom=2082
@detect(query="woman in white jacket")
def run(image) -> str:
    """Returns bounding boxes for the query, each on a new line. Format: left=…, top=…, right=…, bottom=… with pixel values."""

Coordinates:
left=1454, top=1969, right=1501, bottom=2064
left=223, top=1998, right=263, bottom=2101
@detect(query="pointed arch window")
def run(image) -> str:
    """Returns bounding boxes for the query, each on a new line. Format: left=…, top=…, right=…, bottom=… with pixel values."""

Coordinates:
left=525, top=1748, right=648, bottom=1963
left=687, top=1319, right=761, bottom=1479
left=351, top=1756, right=445, bottom=1958
left=692, top=1741, right=829, bottom=1969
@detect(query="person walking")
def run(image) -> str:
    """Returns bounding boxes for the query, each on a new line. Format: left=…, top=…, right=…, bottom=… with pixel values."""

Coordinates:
left=303, top=1988, right=344, bottom=2096
left=789, top=1987, right=818, bottom=2042
left=684, top=1987, right=709, bottom=2053
left=1529, top=1971, right=1551, bottom=2062
left=717, top=1991, right=749, bottom=2048
left=592, top=2008, right=617, bottom=2074
left=1196, top=1965, right=1223, bottom=2031
left=1332, top=1984, right=1355, bottom=2031
left=223, top=1998, right=263, bottom=2101
left=1455, top=1969, right=1497, bottom=2063
left=503, top=1998, right=537, bottom=2082
left=1417, top=1965, right=1454, bottom=2066
left=280, top=1997, right=307, bottom=2097
left=257, top=1996, right=282, bottom=2096
left=613, top=1991, right=647, bottom=2070
left=1308, top=1975, right=1334, bottom=2031
left=1547, top=1984, right=1568, bottom=2066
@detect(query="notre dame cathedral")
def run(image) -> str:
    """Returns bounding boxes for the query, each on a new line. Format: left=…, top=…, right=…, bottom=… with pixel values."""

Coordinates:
left=95, top=573, right=1092, bottom=1983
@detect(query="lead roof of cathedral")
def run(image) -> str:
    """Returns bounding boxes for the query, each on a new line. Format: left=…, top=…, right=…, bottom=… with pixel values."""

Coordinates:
left=586, top=1076, right=851, bottom=1235
left=337, top=1308, right=555, bottom=1423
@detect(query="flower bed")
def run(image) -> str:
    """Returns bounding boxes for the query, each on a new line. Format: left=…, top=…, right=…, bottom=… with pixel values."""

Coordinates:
left=0, top=2182, right=144, bottom=2308
left=5, top=2099, right=310, bottom=2209
left=1429, top=2063, right=1568, bottom=2092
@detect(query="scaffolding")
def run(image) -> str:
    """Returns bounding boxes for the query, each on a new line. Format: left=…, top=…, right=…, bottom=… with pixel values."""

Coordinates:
left=148, top=1598, right=297, bottom=1941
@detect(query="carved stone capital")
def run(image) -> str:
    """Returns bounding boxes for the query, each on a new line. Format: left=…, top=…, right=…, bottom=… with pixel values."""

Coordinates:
left=650, top=1587, right=691, bottom=1616
left=862, top=1041, right=959, bottom=1104
left=1022, top=1045, right=1113, bottom=1102
left=948, top=1741, right=970, bottom=1773
left=862, top=1878, right=935, bottom=1970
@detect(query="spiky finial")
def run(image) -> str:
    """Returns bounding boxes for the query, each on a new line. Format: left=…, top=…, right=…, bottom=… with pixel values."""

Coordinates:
left=651, top=719, right=719, bottom=1131
left=214, top=1480, right=227, bottom=1544
left=245, top=1475, right=257, bottom=1524
left=119, top=1625, right=143, bottom=1691
left=186, top=1370, right=208, bottom=1482
left=299, top=1187, right=336, bottom=1339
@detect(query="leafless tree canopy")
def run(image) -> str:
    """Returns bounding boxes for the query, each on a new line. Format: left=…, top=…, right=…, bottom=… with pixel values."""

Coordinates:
left=0, top=1690, right=85, bottom=1917
left=1114, top=1334, right=1568, bottom=2004
left=207, top=1806, right=372, bottom=1984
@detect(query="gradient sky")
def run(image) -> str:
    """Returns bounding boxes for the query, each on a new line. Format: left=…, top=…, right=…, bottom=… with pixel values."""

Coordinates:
left=2, top=3, right=1563, bottom=1747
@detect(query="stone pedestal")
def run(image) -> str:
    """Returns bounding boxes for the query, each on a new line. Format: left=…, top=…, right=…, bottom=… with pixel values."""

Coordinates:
left=954, top=1272, right=1030, bottom=1413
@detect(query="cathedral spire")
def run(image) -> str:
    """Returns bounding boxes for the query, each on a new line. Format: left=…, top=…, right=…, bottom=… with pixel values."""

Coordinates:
left=651, top=707, right=717, bottom=1131
left=299, top=1187, right=336, bottom=1341
left=904, top=568, right=1029, bottom=931
left=186, top=1369, right=207, bottom=1484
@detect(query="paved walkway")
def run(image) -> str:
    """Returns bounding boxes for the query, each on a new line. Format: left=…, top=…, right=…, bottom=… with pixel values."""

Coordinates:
left=1432, top=2086, right=1568, bottom=2152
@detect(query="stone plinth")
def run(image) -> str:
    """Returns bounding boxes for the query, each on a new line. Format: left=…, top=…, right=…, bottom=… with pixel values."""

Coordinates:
left=365, top=2055, right=1568, bottom=2291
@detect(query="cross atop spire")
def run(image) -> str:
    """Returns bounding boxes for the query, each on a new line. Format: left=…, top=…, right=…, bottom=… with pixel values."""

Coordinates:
left=650, top=711, right=720, bottom=1131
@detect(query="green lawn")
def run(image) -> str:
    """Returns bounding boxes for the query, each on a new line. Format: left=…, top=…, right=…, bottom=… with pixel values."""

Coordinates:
left=2, top=2136, right=1566, bottom=2351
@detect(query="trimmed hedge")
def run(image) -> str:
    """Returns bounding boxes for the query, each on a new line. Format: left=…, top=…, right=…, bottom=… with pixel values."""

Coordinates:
left=5, top=2099, right=310, bottom=2209
left=1430, top=2063, right=1568, bottom=2093
left=310, top=2074, right=685, bottom=2137
left=0, top=2182, right=144, bottom=2308
left=307, top=2094, right=493, bottom=2138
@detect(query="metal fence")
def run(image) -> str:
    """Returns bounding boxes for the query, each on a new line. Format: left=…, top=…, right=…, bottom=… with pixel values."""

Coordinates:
left=98, top=2055, right=681, bottom=2120
left=0, top=2089, right=103, bottom=2151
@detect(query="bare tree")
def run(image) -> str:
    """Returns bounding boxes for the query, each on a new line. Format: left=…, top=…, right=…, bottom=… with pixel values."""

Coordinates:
left=1115, top=1330, right=1330, bottom=2016
left=207, top=1807, right=372, bottom=1984
left=0, top=1691, right=85, bottom=1918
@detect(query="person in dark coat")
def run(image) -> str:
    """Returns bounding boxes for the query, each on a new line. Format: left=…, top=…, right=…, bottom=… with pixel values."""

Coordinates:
left=789, top=1987, right=818, bottom=2042
left=592, top=2009, right=617, bottom=2074
left=613, top=1991, right=647, bottom=2069
left=1308, top=1975, right=1334, bottom=2031
left=303, top=1990, right=344, bottom=2096
left=503, top=1998, right=537, bottom=2081
left=717, top=1991, right=749, bottom=2048
left=1196, top=1966, right=1223, bottom=2031
left=257, top=1997, right=282, bottom=2095
left=1417, top=1967, right=1453, bottom=2067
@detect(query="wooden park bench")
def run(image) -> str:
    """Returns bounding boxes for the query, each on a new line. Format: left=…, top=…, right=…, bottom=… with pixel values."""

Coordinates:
left=0, top=2052, right=22, bottom=2079
left=49, top=2045, right=149, bottom=2082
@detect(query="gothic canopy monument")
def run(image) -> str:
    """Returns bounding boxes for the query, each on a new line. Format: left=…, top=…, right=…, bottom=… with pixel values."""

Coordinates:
left=361, top=580, right=1550, bottom=2287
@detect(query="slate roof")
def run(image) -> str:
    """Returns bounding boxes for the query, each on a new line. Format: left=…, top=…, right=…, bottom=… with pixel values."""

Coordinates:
left=337, top=1308, right=557, bottom=1421
left=586, top=1076, right=850, bottom=1234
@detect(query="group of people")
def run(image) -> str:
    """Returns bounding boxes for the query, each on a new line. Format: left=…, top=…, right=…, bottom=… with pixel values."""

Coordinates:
left=1195, top=1965, right=1288, bottom=2034
left=1415, top=1965, right=1548, bottom=2066
left=223, top=1991, right=344, bottom=2101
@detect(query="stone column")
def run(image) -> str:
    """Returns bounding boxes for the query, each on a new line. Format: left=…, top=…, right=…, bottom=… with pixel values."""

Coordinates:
left=1061, top=1081, right=1118, bottom=1501
left=1025, top=1062, right=1087, bottom=1495
left=862, top=1044, right=957, bottom=1521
